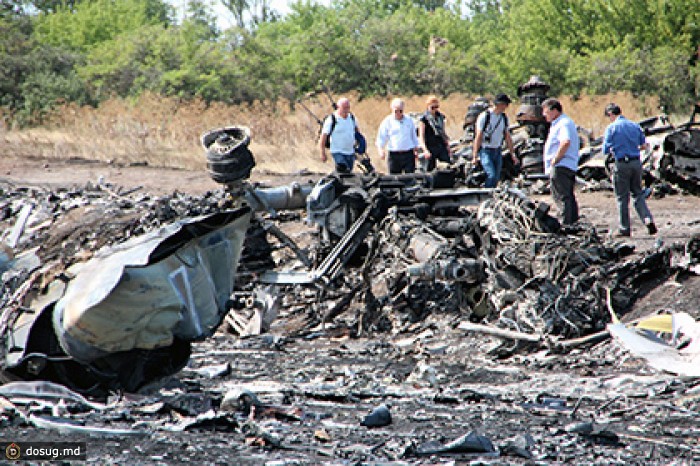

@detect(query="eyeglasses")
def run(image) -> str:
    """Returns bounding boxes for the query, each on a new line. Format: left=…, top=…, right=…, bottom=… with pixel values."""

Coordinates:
left=430, top=105, right=439, bottom=110
left=393, top=108, right=404, bottom=113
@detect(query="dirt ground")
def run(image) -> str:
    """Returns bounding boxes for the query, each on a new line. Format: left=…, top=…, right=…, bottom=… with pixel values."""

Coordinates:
left=2, top=154, right=698, bottom=247
left=1, top=154, right=700, bottom=464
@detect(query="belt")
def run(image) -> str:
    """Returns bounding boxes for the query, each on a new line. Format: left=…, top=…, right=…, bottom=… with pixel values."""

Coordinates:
left=616, top=155, right=639, bottom=162
left=389, top=150, right=414, bottom=155
left=481, top=147, right=501, bottom=152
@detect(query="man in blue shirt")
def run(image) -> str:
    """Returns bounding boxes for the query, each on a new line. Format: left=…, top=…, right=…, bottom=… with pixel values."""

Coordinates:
left=542, top=98, right=580, bottom=226
left=602, top=103, right=657, bottom=237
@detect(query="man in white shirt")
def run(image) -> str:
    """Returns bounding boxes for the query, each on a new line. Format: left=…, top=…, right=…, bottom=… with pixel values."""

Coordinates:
left=319, top=97, right=359, bottom=173
left=472, top=93, right=517, bottom=187
left=376, top=98, right=420, bottom=174
left=542, top=98, right=580, bottom=226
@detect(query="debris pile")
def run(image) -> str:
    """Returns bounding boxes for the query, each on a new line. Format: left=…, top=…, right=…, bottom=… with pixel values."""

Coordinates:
left=1, top=127, right=700, bottom=462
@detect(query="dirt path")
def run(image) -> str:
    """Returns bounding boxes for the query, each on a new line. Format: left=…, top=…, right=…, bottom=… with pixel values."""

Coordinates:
left=1, top=154, right=697, bottom=252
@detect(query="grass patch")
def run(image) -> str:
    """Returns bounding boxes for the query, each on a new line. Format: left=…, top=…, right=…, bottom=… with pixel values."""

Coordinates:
left=1, top=91, right=666, bottom=174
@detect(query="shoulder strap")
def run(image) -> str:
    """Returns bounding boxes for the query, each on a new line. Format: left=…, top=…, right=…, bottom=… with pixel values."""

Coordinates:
left=329, top=114, right=337, bottom=136
left=425, top=112, right=444, bottom=139
left=482, top=111, right=509, bottom=138
left=329, top=113, right=356, bottom=136
left=483, top=111, right=490, bottom=132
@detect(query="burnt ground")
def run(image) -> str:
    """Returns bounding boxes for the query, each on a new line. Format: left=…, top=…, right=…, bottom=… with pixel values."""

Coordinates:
left=1, top=155, right=700, bottom=464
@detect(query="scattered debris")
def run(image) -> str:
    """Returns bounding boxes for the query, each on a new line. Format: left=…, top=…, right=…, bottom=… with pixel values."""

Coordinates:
left=0, top=124, right=699, bottom=462
left=360, top=404, right=392, bottom=428
left=411, top=431, right=496, bottom=457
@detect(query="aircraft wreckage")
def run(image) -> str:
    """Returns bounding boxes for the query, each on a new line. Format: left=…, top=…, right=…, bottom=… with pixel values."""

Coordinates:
left=457, top=78, right=700, bottom=193
left=1, top=123, right=699, bottom=399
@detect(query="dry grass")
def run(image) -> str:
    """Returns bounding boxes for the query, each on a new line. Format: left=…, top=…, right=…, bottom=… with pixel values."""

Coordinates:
left=0, top=91, right=674, bottom=174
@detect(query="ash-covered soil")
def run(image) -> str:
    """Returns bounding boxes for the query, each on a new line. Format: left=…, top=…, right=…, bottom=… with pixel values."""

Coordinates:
left=1, top=154, right=700, bottom=464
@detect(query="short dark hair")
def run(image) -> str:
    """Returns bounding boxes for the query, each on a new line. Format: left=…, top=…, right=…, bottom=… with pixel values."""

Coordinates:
left=494, top=93, right=512, bottom=105
left=604, top=103, right=621, bottom=117
left=542, top=98, right=562, bottom=112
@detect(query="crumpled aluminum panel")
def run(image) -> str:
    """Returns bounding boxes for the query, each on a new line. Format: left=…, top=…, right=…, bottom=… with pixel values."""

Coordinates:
left=53, top=208, right=251, bottom=363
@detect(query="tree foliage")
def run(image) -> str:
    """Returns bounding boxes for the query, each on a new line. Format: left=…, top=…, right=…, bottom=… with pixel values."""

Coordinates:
left=0, top=0, right=698, bottom=125
left=32, top=0, right=172, bottom=51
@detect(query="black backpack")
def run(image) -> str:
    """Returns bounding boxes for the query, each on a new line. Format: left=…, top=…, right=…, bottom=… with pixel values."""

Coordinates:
left=323, top=113, right=356, bottom=148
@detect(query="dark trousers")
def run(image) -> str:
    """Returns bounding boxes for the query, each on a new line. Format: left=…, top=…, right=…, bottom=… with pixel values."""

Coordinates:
left=424, top=144, right=449, bottom=171
left=613, top=158, right=653, bottom=233
left=388, top=150, right=415, bottom=174
left=550, top=165, right=579, bottom=226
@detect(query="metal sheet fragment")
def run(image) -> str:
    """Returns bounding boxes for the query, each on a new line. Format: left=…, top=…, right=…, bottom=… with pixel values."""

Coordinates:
left=608, top=312, right=700, bottom=376
left=53, top=208, right=251, bottom=362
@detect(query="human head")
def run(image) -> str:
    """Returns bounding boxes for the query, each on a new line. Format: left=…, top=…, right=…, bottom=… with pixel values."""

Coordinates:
left=391, top=98, right=405, bottom=119
left=542, top=97, right=562, bottom=123
left=604, top=103, right=621, bottom=119
left=493, top=93, right=511, bottom=113
left=337, top=97, right=350, bottom=117
left=426, top=95, right=440, bottom=113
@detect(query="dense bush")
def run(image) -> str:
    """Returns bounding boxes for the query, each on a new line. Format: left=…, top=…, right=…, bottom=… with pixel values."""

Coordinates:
left=0, top=0, right=698, bottom=126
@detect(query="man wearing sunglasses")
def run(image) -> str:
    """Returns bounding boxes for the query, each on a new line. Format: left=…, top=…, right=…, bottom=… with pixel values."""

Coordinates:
left=376, top=98, right=420, bottom=174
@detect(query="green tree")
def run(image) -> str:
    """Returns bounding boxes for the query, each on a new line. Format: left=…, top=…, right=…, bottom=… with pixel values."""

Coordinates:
left=220, top=0, right=278, bottom=30
left=0, top=17, right=90, bottom=124
left=24, top=0, right=79, bottom=13
left=32, top=0, right=172, bottom=51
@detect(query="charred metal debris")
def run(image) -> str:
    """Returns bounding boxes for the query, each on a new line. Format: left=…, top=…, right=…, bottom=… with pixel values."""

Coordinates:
left=1, top=127, right=700, bottom=463
left=0, top=125, right=697, bottom=400
left=456, top=78, right=700, bottom=196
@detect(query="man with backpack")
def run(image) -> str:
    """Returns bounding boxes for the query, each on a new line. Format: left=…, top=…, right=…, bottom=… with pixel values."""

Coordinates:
left=472, top=93, right=518, bottom=187
left=319, top=97, right=361, bottom=173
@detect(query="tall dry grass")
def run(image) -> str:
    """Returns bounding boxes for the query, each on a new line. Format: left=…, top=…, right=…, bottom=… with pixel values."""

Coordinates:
left=0, top=91, right=669, bottom=174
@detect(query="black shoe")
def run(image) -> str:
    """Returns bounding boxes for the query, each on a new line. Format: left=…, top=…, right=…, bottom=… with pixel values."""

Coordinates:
left=560, top=224, right=579, bottom=235
left=614, top=230, right=631, bottom=238
left=646, top=222, right=658, bottom=235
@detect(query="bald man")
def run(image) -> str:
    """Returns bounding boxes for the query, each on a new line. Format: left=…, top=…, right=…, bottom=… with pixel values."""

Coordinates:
left=319, top=97, right=360, bottom=173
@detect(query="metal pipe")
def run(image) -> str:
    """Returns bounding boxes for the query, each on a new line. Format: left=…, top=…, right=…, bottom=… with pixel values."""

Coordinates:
left=245, top=182, right=315, bottom=212
left=407, top=259, right=483, bottom=283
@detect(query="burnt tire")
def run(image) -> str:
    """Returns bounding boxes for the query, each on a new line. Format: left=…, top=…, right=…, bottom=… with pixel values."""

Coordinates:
left=206, top=146, right=255, bottom=184
left=202, top=126, right=256, bottom=183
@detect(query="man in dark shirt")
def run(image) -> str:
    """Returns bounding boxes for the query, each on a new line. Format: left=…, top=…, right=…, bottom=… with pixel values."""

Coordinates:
left=601, top=103, right=657, bottom=237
